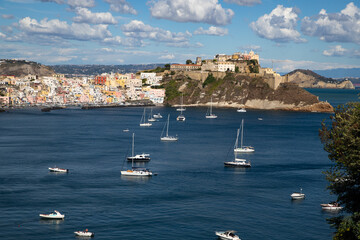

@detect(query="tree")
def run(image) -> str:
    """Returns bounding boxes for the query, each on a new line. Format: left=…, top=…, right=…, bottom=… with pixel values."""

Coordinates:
left=164, top=64, right=170, bottom=70
left=186, top=59, right=193, bottom=64
left=319, top=102, right=360, bottom=240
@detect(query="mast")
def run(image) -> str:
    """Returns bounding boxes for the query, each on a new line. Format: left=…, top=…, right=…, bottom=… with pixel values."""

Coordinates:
left=210, top=97, right=212, bottom=115
left=132, top=133, right=135, bottom=157
left=166, top=114, right=170, bottom=137
left=241, top=119, right=244, bottom=148
left=235, top=128, right=240, bottom=149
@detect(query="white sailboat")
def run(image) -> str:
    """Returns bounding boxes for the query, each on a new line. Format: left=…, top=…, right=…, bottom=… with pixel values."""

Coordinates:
left=234, top=119, right=254, bottom=153
left=205, top=97, right=217, bottom=119
left=127, top=133, right=150, bottom=162
left=176, top=94, right=186, bottom=111
left=139, top=108, right=152, bottom=127
left=148, top=108, right=156, bottom=122
left=121, top=133, right=153, bottom=176
left=237, top=108, right=246, bottom=113
left=176, top=109, right=186, bottom=121
left=161, top=114, right=178, bottom=141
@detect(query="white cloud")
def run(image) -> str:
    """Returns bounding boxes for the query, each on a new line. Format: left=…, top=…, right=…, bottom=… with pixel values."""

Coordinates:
left=102, top=36, right=144, bottom=47
left=0, top=32, right=6, bottom=38
left=240, top=44, right=261, bottom=51
left=159, top=54, right=175, bottom=60
left=1, top=14, right=15, bottom=19
left=149, top=0, right=234, bottom=26
left=302, top=2, right=360, bottom=44
left=121, top=20, right=192, bottom=43
left=223, top=0, right=261, bottom=6
left=67, top=0, right=95, bottom=8
left=193, top=26, right=228, bottom=36
left=323, top=45, right=347, bottom=57
left=104, top=0, right=137, bottom=15
left=166, top=42, right=203, bottom=48
left=18, top=17, right=112, bottom=41
left=250, top=5, right=306, bottom=43
left=73, top=7, right=117, bottom=24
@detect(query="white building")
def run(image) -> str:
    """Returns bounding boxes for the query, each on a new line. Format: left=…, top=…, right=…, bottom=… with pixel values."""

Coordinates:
left=217, top=62, right=235, bottom=72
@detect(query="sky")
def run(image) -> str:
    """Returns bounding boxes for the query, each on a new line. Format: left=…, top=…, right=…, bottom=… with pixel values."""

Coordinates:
left=1, top=0, right=360, bottom=73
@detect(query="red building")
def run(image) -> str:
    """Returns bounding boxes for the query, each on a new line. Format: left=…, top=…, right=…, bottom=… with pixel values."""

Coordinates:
left=95, top=76, right=107, bottom=85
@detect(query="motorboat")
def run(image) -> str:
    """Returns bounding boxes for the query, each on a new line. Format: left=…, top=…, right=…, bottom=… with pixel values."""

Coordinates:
left=127, top=154, right=150, bottom=162
left=321, top=202, right=343, bottom=211
left=49, top=167, right=68, bottom=173
left=215, top=230, right=241, bottom=240
left=74, top=229, right=94, bottom=237
left=258, top=118, right=263, bottom=121
left=121, top=167, right=153, bottom=176
left=161, top=114, right=178, bottom=141
left=205, top=97, right=217, bottom=119
left=237, top=108, right=246, bottom=113
left=224, top=158, right=251, bottom=168
left=39, top=210, right=65, bottom=219
left=123, top=129, right=129, bottom=132
left=234, top=119, right=254, bottom=153
left=153, top=113, right=162, bottom=119
left=139, top=108, right=152, bottom=127
left=291, top=188, right=305, bottom=200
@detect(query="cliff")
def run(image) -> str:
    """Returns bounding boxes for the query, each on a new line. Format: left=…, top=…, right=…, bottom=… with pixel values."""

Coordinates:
left=0, top=59, right=55, bottom=77
left=287, top=69, right=354, bottom=89
left=163, top=72, right=333, bottom=113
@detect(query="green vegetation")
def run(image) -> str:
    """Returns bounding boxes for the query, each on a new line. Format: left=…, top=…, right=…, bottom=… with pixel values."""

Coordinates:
left=202, top=73, right=216, bottom=88
left=319, top=102, right=360, bottom=240
left=143, top=66, right=166, bottom=73
left=165, top=79, right=180, bottom=101
left=164, top=64, right=170, bottom=70
left=142, top=79, right=147, bottom=85
left=235, top=66, right=239, bottom=73
left=186, top=59, right=193, bottom=64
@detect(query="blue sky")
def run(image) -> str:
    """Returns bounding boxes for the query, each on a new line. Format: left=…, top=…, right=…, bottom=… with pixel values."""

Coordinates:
left=1, top=0, right=360, bottom=73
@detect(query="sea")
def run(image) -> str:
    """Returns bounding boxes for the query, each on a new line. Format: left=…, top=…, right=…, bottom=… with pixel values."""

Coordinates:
left=0, top=88, right=359, bottom=240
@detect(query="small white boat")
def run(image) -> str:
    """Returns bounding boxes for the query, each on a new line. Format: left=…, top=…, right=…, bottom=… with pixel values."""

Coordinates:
left=148, top=108, right=156, bottom=122
left=39, top=210, right=65, bottom=219
left=153, top=113, right=162, bottom=119
left=123, top=129, right=129, bottom=132
left=321, top=202, right=343, bottom=211
left=237, top=108, right=246, bottom=113
left=257, top=118, right=263, bottom=121
left=206, top=97, right=217, bottom=119
left=139, top=108, right=152, bottom=127
left=215, top=230, right=241, bottom=240
left=224, top=158, right=251, bottom=168
left=161, top=114, right=178, bottom=141
left=49, top=167, right=68, bottom=173
left=127, top=154, right=150, bottom=162
left=177, top=114, right=186, bottom=121
left=121, top=167, right=153, bottom=176
left=234, top=119, right=254, bottom=153
left=291, top=188, right=305, bottom=200
left=74, top=229, right=94, bottom=237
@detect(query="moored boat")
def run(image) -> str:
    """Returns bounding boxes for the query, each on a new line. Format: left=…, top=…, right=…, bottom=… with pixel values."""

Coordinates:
left=121, top=167, right=153, bottom=176
left=321, top=202, right=343, bottom=211
left=74, top=229, right=94, bottom=237
left=153, top=113, right=162, bottom=119
left=161, top=114, right=178, bottom=141
left=291, top=188, right=305, bottom=200
left=215, top=230, right=241, bottom=240
left=49, top=167, right=68, bottom=173
left=234, top=119, right=254, bottom=153
left=127, top=153, right=150, bottom=162
left=39, top=210, right=65, bottom=219
left=224, top=158, right=251, bottom=168
left=237, top=108, right=246, bottom=113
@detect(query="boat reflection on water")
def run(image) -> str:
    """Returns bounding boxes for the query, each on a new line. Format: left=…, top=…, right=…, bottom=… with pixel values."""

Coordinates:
left=120, top=175, right=151, bottom=183
left=39, top=219, right=64, bottom=225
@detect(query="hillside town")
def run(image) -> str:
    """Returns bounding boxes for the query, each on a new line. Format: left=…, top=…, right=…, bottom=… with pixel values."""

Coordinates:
left=0, top=50, right=288, bottom=108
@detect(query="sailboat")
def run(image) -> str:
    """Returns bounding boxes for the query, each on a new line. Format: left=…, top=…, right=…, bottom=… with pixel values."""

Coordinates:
left=139, top=108, right=152, bottom=127
left=176, top=94, right=186, bottom=111
left=234, top=119, right=254, bottom=153
left=161, top=114, right=178, bottom=141
left=127, top=133, right=150, bottom=162
left=205, top=97, right=217, bottom=119
left=176, top=108, right=186, bottom=121
left=148, top=108, right=156, bottom=122
left=121, top=133, right=153, bottom=177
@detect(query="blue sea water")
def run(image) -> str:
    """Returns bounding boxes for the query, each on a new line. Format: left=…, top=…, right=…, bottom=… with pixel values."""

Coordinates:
left=0, top=89, right=359, bottom=240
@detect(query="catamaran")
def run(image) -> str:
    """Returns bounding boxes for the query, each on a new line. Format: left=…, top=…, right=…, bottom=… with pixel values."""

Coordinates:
left=161, top=114, right=178, bottom=141
left=234, top=119, right=254, bottom=153
left=205, top=97, right=217, bottom=119
left=121, top=133, right=152, bottom=176
left=126, top=133, right=150, bottom=162
left=139, top=108, right=152, bottom=127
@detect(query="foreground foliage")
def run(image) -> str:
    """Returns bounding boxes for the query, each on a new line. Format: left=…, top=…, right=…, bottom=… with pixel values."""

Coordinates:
left=319, top=102, right=360, bottom=240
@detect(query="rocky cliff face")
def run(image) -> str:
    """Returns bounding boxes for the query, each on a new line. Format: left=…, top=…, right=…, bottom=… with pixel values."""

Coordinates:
left=287, top=69, right=354, bottom=89
left=164, top=73, right=333, bottom=113
left=0, top=59, right=55, bottom=77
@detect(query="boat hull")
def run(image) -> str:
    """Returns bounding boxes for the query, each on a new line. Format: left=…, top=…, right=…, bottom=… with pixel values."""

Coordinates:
left=321, top=204, right=342, bottom=211
left=215, top=231, right=241, bottom=240
left=160, top=137, right=178, bottom=141
left=120, top=170, right=152, bottom=176
left=291, top=193, right=305, bottom=200
left=234, top=148, right=254, bottom=153
left=127, top=157, right=150, bottom=162
left=206, top=115, right=217, bottom=119
left=224, top=162, right=251, bottom=168
left=177, top=116, right=186, bottom=121
left=139, top=123, right=152, bottom=127
left=49, top=167, right=68, bottom=173
left=74, top=231, right=94, bottom=237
